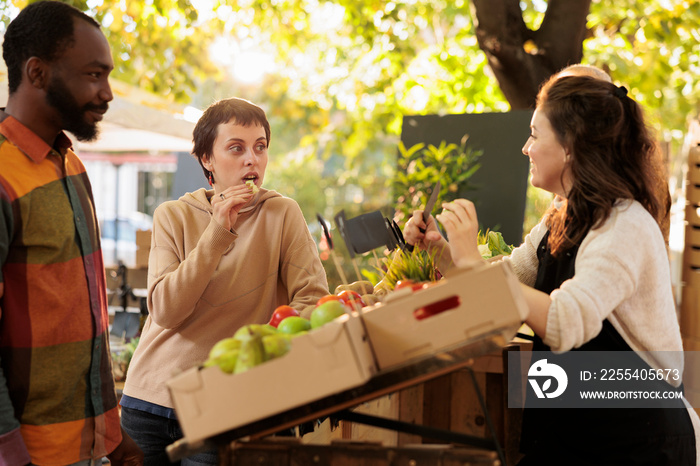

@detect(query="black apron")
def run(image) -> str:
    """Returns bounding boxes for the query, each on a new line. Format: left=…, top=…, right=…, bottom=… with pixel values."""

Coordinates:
left=517, top=232, right=696, bottom=466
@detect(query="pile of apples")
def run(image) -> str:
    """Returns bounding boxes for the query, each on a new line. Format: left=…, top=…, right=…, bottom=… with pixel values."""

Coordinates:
left=268, top=280, right=376, bottom=334
left=203, top=281, right=375, bottom=375
left=202, top=324, right=292, bottom=375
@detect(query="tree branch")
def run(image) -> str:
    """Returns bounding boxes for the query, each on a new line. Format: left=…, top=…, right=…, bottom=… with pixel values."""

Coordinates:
left=537, top=0, right=592, bottom=67
left=471, top=0, right=592, bottom=109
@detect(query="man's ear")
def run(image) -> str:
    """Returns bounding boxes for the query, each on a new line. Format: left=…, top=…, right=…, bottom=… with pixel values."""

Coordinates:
left=25, top=57, right=48, bottom=90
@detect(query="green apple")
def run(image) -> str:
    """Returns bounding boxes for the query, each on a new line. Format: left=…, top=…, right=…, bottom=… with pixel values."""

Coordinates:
left=310, top=301, right=349, bottom=329
left=262, top=333, right=293, bottom=359
left=277, top=316, right=312, bottom=335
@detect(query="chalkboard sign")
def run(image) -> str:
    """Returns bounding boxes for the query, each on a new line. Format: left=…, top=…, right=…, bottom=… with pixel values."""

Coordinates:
left=400, top=111, right=533, bottom=245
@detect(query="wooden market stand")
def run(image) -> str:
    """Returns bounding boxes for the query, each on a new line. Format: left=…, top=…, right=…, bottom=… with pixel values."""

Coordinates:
left=166, top=332, right=530, bottom=466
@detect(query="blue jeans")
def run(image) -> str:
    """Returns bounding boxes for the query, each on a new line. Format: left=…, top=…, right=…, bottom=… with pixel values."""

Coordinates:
left=120, top=406, right=218, bottom=466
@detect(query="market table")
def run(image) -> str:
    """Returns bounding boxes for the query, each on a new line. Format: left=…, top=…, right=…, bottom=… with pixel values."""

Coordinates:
left=166, top=332, right=525, bottom=465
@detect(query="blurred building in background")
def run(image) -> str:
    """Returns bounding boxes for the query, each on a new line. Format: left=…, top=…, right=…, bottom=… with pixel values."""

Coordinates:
left=0, top=75, right=200, bottom=267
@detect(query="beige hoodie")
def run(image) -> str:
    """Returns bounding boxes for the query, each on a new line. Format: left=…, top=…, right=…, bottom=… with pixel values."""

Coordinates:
left=122, top=187, right=329, bottom=408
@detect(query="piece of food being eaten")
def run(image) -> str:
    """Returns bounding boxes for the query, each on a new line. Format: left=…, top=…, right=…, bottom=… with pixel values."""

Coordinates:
left=245, top=179, right=259, bottom=194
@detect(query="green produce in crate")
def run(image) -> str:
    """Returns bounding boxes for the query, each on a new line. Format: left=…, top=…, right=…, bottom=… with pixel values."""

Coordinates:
left=205, top=323, right=300, bottom=374
left=262, top=333, right=293, bottom=359
left=203, top=337, right=242, bottom=373
left=203, top=349, right=240, bottom=374
left=277, top=316, right=311, bottom=335
left=207, top=337, right=241, bottom=360
left=375, top=247, right=439, bottom=292
left=234, top=336, right=266, bottom=374
left=477, top=230, right=514, bottom=259
left=233, top=323, right=276, bottom=342
left=310, top=301, right=348, bottom=329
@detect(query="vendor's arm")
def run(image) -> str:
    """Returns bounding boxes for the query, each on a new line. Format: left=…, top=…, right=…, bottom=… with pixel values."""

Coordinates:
left=537, top=234, right=635, bottom=351
left=147, top=206, right=234, bottom=329
left=278, top=202, right=329, bottom=317
left=518, top=285, right=552, bottom=338
left=520, top=205, right=654, bottom=351
left=519, top=254, right=634, bottom=351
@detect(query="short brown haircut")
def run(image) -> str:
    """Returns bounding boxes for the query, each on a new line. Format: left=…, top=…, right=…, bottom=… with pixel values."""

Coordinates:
left=192, top=97, right=271, bottom=182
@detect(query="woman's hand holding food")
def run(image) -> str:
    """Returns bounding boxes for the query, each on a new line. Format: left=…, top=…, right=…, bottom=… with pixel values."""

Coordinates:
left=212, top=183, right=254, bottom=231
left=435, top=199, right=484, bottom=269
left=404, top=210, right=446, bottom=250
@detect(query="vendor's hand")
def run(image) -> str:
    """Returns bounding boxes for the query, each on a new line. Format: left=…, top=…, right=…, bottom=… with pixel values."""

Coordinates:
left=403, top=210, right=445, bottom=250
left=211, top=184, right=254, bottom=231
left=106, top=428, right=143, bottom=465
left=435, top=199, right=484, bottom=269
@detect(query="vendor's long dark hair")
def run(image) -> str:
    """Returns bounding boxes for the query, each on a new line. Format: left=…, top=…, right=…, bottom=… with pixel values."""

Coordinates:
left=537, top=75, right=670, bottom=256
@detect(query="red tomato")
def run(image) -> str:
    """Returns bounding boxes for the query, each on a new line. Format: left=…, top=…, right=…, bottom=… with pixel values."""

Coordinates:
left=337, top=290, right=366, bottom=309
left=396, top=280, right=428, bottom=292
left=413, top=296, right=461, bottom=320
left=395, top=279, right=414, bottom=289
left=268, top=305, right=300, bottom=328
left=316, top=294, right=345, bottom=307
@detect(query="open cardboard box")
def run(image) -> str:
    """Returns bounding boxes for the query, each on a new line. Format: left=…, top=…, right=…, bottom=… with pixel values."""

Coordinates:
left=360, top=261, right=528, bottom=371
left=166, top=313, right=377, bottom=444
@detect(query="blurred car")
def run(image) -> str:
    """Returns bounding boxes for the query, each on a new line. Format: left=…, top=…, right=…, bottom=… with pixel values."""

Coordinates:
left=99, top=211, right=153, bottom=268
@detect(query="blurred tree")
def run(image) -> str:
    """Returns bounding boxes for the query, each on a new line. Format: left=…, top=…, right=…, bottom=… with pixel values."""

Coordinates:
left=3, top=1, right=696, bottom=179
left=0, top=0, right=222, bottom=102
left=2, top=1, right=697, bottom=155
left=471, top=0, right=592, bottom=109
left=3, top=0, right=698, bottom=286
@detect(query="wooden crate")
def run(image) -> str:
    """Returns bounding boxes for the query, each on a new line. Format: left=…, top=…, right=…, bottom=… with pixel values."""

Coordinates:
left=681, top=285, right=700, bottom=340
left=301, top=343, right=529, bottom=466
left=221, top=439, right=500, bottom=466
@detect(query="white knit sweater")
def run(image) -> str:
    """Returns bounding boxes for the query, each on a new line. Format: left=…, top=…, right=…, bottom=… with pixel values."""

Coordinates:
left=506, top=199, right=699, bottom=462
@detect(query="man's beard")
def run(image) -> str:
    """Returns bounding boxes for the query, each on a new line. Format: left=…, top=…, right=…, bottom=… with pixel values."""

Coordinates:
left=46, top=75, right=108, bottom=142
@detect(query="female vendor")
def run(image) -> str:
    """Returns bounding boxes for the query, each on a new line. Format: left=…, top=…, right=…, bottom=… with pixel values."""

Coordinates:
left=404, top=75, right=699, bottom=465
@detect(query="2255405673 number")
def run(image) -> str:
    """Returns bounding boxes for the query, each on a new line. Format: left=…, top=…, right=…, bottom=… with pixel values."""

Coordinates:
left=598, top=368, right=680, bottom=382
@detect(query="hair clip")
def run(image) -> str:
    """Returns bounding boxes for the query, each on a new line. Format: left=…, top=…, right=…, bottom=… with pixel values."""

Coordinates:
left=614, top=85, right=628, bottom=99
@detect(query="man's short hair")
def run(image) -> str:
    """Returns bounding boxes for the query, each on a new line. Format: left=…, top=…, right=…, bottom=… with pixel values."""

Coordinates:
left=3, top=1, right=100, bottom=94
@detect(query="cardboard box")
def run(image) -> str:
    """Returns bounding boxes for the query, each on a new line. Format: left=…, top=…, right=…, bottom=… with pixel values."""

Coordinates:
left=360, top=261, right=528, bottom=371
left=167, top=313, right=377, bottom=444
left=135, top=229, right=152, bottom=249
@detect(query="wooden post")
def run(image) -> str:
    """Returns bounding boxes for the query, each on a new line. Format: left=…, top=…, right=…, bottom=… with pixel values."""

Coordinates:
left=682, top=137, right=700, bottom=418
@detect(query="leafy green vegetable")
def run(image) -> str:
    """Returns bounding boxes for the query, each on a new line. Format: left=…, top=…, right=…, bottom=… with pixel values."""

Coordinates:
left=477, top=230, right=514, bottom=259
